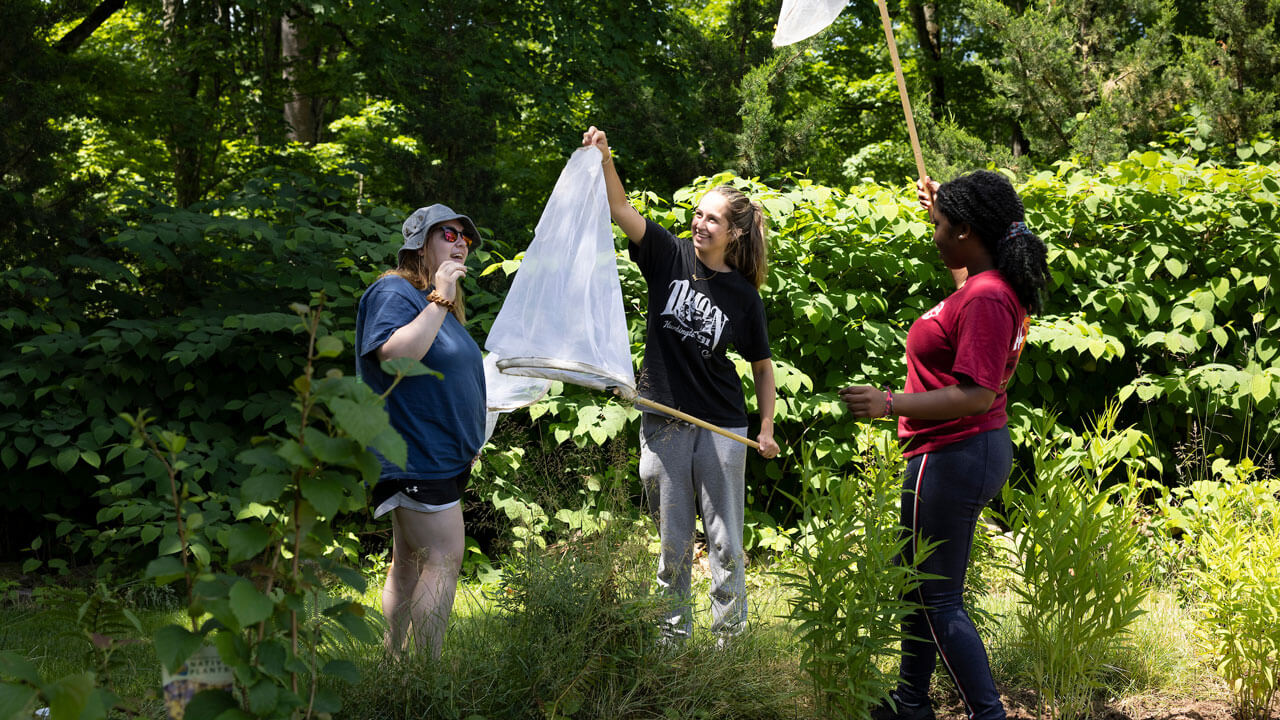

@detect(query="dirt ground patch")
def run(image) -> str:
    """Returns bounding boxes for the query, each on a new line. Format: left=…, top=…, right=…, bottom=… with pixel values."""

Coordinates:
left=929, top=684, right=1279, bottom=720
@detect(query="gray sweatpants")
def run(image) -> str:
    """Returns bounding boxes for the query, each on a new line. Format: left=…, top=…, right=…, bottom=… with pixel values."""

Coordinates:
left=638, top=412, right=749, bottom=639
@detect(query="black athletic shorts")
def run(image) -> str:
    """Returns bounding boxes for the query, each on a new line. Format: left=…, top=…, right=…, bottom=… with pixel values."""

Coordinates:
left=371, top=468, right=471, bottom=510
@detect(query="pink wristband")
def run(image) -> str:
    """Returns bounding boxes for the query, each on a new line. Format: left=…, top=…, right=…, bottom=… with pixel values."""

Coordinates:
left=883, top=389, right=894, bottom=418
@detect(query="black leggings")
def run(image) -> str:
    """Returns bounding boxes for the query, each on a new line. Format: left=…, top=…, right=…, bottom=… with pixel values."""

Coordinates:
left=897, top=426, right=1012, bottom=720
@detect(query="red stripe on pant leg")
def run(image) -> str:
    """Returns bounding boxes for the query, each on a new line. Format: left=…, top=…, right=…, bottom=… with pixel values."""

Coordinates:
left=912, top=454, right=976, bottom=719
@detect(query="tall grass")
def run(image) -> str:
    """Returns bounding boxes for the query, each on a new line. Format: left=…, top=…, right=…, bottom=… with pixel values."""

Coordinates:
left=1150, top=393, right=1280, bottom=720
left=0, top=531, right=1227, bottom=720
left=1160, top=473, right=1280, bottom=720
left=982, top=589, right=1200, bottom=705
left=9, top=403, right=1278, bottom=718
left=337, top=437, right=810, bottom=720
left=0, top=583, right=179, bottom=719
left=778, top=430, right=936, bottom=719
left=340, top=526, right=807, bottom=719
left=996, top=405, right=1154, bottom=719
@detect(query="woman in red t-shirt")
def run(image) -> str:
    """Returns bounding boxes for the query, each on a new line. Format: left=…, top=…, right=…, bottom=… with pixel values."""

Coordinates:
left=840, top=170, right=1047, bottom=720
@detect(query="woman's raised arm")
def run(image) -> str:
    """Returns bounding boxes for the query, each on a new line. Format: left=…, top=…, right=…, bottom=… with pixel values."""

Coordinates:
left=583, top=126, right=645, bottom=243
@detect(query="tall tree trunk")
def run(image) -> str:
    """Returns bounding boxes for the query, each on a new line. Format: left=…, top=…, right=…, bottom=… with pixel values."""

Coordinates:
left=282, top=11, right=317, bottom=144
left=1010, top=120, right=1030, bottom=158
left=172, top=73, right=204, bottom=207
left=163, top=0, right=180, bottom=37
left=263, top=11, right=281, bottom=144
left=908, top=0, right=945, bottom=117
left=163, top=0, right=203, bottom=206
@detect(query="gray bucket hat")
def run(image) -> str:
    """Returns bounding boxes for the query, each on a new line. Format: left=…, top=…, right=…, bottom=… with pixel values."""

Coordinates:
left=399, top=204, right=482, bottom=261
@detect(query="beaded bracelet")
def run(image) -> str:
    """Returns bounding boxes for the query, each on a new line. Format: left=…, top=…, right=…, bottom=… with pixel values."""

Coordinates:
left=883, top=388, right=894, bottom=418
left=427, top=289, right=455, bottom=312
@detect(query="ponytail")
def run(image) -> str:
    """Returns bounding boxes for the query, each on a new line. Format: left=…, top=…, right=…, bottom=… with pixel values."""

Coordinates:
left=934, top=171, right=1048, bottom=315
left=712, top=184, right=769, bottom=289
left=995, top=220, right=1047, bottom=315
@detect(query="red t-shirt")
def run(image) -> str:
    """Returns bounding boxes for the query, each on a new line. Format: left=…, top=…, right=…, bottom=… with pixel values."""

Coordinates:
left=898, top=270, right=1030, bottom=457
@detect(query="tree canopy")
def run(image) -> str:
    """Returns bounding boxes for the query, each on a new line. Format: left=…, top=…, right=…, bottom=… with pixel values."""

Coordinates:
left=6, top=0, right=1276, bottom=230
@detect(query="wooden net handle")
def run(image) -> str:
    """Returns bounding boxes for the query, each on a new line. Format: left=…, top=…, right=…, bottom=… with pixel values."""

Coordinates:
left=875, top=0, right=928, bottom=187
left=626, top=394, right=761, bottom=450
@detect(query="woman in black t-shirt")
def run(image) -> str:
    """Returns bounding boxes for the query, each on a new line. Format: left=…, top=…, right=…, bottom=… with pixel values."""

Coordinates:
left=582, top=126, right=779, bottom=642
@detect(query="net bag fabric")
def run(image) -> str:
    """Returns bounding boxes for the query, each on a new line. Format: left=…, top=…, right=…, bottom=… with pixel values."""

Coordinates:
left=482, top=351, right=551, bottom=444
left=484, top=146, right=637, bottom=397
left=484, top=352, right=551, bottom=412
left=772, top=0, right=846, bottom=47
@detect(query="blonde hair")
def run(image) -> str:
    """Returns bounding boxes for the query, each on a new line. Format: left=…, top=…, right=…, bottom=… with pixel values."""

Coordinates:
left=710, top=184, right=768, bottom=289
left=379, top=249, right=466, bottom=323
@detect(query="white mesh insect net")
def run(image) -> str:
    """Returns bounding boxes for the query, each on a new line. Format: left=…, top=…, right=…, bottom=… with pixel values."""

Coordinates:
left=772, top=0, right=847, bottom=47
left=484, top=146, right=637, bottom=398
left=482, top=351, right=550, bottom=444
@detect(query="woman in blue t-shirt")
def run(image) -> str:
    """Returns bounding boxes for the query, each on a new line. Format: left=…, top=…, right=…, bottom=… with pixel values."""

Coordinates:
left=582, top=126, right=780, bottom=643
left=355, top=204, right=487, bottom=659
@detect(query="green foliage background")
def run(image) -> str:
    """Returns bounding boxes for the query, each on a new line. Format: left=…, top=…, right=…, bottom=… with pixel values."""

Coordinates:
left=4, top=146, right=1278, bottom=563
left=2, top=0, right=1278, bottom=562
left=4, top=1, right=1280, bottom=717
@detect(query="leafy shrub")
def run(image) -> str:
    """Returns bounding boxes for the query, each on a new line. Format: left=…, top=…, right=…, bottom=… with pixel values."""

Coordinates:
left=8, top=142, right=1280, bottom=586
left=0, top=165, right=531, bottom=565
left=617, top=147, right=1280, bottom=525
left=997, top=405, right=1154, bottom=719
left=1030, top=150, right=1280, bottom=469
left=779, top=427, right=935, bottom=718
left=0, top=169, right=402, bottom=556
left=2, top=303, right=391, bottom=719
left=479, top=419, right=640, bottom=553
left=139, top=300, right=393, bottom=719
left=1159, top=472, right=1280, bottom=720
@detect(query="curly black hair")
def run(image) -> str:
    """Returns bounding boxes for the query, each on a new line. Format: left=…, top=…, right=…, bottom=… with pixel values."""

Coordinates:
left=934, top=170, right=1048, bottom=315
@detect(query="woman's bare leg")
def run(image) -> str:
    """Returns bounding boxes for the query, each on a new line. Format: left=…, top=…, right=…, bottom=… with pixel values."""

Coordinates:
left=382, top=504, right=465, bottom=658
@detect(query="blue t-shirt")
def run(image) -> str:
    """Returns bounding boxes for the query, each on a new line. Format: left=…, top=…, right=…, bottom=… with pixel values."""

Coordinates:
left=355, top=275, right=486, bottom=480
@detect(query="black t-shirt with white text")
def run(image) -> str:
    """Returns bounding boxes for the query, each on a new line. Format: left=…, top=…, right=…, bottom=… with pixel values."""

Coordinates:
left=629, top=219, right=771, bottom=427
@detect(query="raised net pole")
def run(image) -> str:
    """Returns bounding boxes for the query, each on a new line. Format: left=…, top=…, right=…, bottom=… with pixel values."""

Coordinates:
left=875, top=0, right=928, bottom=187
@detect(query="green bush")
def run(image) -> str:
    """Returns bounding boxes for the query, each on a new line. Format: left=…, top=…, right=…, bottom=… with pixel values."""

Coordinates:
left=997, top=405, right=1154, bottom=719
left=0, top=166, right=527, bottom=566
left=779, top=426, right=935, bottom=718
left=3, top=302, right=392, bottom=719
left=8, top=142, right=1280, bottom=587
left=1159, top=472, right=1280, bottom=720
left=1031, top=150, right=1280, bottom=472
left=0, top=169, right=400, bottom=554
left=138, top=301, right=393, bottom=720
left=612, top=146, right=1280, bottom=522
left=478, top=418, right=641, bottom=554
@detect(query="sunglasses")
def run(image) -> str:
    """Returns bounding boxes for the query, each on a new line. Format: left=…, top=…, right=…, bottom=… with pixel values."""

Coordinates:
left=437, top=225, right=475, bottom=249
